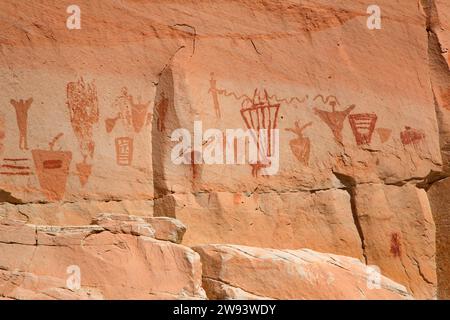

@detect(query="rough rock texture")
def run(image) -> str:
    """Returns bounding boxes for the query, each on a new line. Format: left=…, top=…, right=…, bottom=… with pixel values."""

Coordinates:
left=0, top=0, right=449, bottom=299
left=427, top=178, right=450, bottom=299
left=0, top=217, right=205, bottom=299
left=162, top=190, right=364, bottom=260
left=194, top=244, right=412, bottom=300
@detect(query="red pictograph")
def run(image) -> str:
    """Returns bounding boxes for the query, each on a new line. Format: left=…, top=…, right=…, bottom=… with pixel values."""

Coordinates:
left=348, top=113, right=378, bottom=145
left=0, top=113, right=4, bottom=154
left=400, top=126, right=425, bottom=146
left=240, top=89, right=280, bottom=177
left=10, top=98, right=33, bottom=150
left=31, top=133, right=72, bottom=201
left=285, top=121, right=312, bottom=166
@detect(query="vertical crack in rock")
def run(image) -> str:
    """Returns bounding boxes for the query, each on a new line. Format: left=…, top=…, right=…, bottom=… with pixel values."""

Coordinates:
left=422, top=0, right=450, bottom=173
left=152, top=66, right=175, bottom=200
left=151, top=46, right=188, bottom=217
left=250, top=39, right=262, bottom=55
left=171, top=24, right=196, bottom=56
left=333, top=172, right=367, bottom=264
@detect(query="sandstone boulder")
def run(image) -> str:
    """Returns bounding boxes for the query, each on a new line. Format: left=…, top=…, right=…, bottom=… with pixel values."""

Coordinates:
left=0, top=218, right=205, bottom=300
left=193, top=244, right=412, bottom=300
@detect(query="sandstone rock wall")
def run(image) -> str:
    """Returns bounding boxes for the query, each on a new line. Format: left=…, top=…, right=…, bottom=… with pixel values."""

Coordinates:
left=0, top=0, right=449, bottom=299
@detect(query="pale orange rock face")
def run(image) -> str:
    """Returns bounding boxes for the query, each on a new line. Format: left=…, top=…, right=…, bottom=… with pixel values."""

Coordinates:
left=352, top=184, right=437, bottom=299
left=162, top=190, right=364, bottom=260
left=0, top=0, right=448, bottom=300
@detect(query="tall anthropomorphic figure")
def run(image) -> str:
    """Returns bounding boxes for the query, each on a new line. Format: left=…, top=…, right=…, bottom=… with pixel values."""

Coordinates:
left=10, top=98, right=33, bottom=150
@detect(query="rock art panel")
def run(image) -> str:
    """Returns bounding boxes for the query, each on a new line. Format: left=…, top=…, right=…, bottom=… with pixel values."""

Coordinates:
left=171, top=189, right=364, bottom=260
left=10, top=98, right=32, bottom=150
left=66, top=78, right=99, bottom=187
left=31, top=133, right=72, bottom=201
left=0, top=0, right=446, bottom=301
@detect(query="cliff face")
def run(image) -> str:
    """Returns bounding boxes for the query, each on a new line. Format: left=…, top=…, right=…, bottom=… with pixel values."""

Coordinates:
left=0, top=0, right=448, bottom=299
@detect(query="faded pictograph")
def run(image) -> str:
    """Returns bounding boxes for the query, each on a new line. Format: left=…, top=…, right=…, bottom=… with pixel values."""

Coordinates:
left=208, top=73, right=308, bottom=119
left=10, top=98, right=33, bottom=150
left=208, top=74, right=300, bottom=176
left=390, top=232, right=402, bottom=258
left=155, top=91, right=169, bottom=132
left=31, top=133, right=72, bottom=201
left=348, top=113, right=378, bottom=145
left=115, top=137, right=133, bottom=166
left=285, top=121, right=312, bottom=166
left=209, top=72, right=223, bottom=118
left=67, top=78, right=99, bottom=187
left=0, top=158, right=32, bottom=176
left=105, top=87, right=151, bottom=166
left=313, top=95, right=355, bottom=145
left=0, top=113, right=4, bottom=154
left=400, top=126, right=425, bottom=150
left=130, top=96, right=151, bottom=133
left=171, top=120, right=281, bottom=176
left=241, top=89, right=281, bottom=177
left=66, top=265, right=81, bottom=291
left=183, top=149, right=203, bottom=185
left=376, top=128, right=392, bottom=143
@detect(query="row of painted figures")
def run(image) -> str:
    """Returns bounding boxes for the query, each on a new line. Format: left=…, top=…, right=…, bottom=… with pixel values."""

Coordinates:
left=0, top=75, right=426, bottom=201
left=209, top=73, right=426, bottom=171
left=0, top=78, right=169, bottom=201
